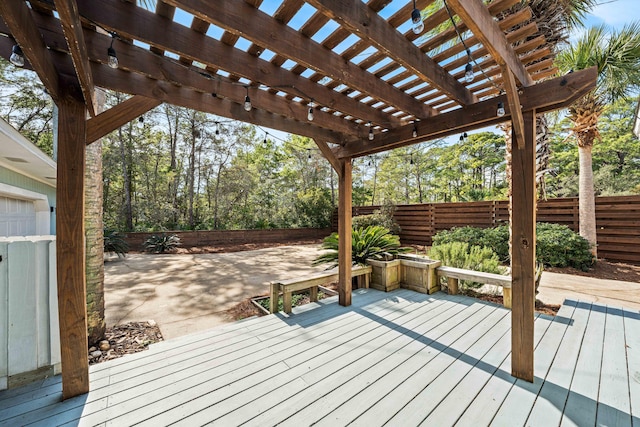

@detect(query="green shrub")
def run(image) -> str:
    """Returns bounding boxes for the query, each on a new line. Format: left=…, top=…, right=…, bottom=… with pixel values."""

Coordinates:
left=429, top=242, right=505, bottom=289
left=432, top=225, right=509, bottom=262
left=143, top=233, right=181, bottom=253
left=536, top=223, right=594, bottom=271
left=352, top=202, right=401, bottom=235
left=104, top=230, right=128, bottom=258
left=313, top=225, right=410, bottom=268
left=431, top=223, right=594, bottom=270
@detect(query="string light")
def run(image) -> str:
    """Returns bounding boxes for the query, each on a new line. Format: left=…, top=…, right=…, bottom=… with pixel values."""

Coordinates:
left=244, top=86, right=252, bottom=112
left=307, top=149, right=312, bottom=159
left=411, top=0, right=424, bottom=35
left=307, top=100, right=314, bottom=121
left=412, top=121, right=418, bottom=138
left=464, top=49, right=474, bottom=83
left=263, top=132, right=268, bottom=144
left=138, top=116, right=144, bottom=124
left=497, top=101, right=506, bottom=117
left=9, top=44, right=24, bottom=67
left=215, top=121, right=220, bottom=135
left=410, top=154, right=414, bottom=165
left=367, top=121, right=374, bottom=141
left=107, top=34, right=118, bottom=69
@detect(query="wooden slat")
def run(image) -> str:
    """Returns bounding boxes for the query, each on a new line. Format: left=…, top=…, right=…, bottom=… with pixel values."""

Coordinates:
left=74, top=0, right=395, bottom=129
left=510, top=109, right=536, bottom=382
left=446, top=0, right=534, bottom=87
left=55, top=98, right=89, bottom=399
left=163, top=0, right=433, bottom=121
left=53, top=0, right=96, bottom=116
left=306, top=0, right=475, bottom=107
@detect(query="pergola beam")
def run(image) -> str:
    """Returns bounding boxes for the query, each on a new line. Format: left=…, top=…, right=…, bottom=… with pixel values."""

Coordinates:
left=335, top=67, right=597, bottom=158
left=163, top=0, right=435, bottom=120
left=445, top=0, right=534, bottom=87
left=74, top=0, right=399, bottom=128
left=22, top=12, right=364, bottom=138
left=306, top=0, right=476, bottom=106
left=0, top=0, right=62, bottom=101
left=86, top=95, right=161, bottom=144
left=91, top=64, right=349, bottom=145
left=502, top=66, right=526, bottom=149
left=53, top=0, right=96, bottom=116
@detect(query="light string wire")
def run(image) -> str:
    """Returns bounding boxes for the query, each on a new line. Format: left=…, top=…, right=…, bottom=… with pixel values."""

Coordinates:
left=441, top=0, right=503, bottom=94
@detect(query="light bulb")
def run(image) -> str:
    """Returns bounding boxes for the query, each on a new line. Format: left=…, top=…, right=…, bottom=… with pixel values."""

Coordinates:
left=463, top=132, right=468, bottom=142
left=412, top=126, right=418, bottom=138
left=411, top=8, right=424, bottom=35
left=410, top=156, right=414, bottom=165
left=244, top=95, right=252, bottom=112
left=369, top=128, right=374, bottom=141
left=10, top=45, right=24, bottom=67
left=464, top=62, right=474, bottom=83
left=107, top=46, right=118, bottom=69
left=308, top=107, right=314, bottom=121
left=497, top=101, right=506, bottom=117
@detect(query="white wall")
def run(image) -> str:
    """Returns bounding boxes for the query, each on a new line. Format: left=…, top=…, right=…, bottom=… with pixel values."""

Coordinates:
left=0, top=236, right=60, bottom=390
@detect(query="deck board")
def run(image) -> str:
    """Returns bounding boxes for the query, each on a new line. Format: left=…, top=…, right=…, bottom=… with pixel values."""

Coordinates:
left=0, top=288, right=636, bottom=427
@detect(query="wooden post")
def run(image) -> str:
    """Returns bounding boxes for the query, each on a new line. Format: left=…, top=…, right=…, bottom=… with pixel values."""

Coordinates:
left=447, top=277, right=459, bottom=295
left=338, top=159, right=352, bottom=307
left=56, top=99, right=89, bottom=399
left=511, top=109, right=536, bottom=382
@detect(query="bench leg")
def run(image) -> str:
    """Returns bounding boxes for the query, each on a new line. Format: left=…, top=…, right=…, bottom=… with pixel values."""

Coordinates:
left=448, top=277, right=459, bottom=295
left=503, top=287, right=512, bottom=309
left=310, top=286, right=318, bottom=303
left=364, top=273, right=370, bottom=289
left=270, top=283, right=279, bottom=313
left=283, top=291, right=293, bottom=314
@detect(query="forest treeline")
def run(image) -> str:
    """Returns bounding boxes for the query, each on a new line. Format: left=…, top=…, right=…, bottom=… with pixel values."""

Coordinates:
left=1, top=61, right=639, bottom=232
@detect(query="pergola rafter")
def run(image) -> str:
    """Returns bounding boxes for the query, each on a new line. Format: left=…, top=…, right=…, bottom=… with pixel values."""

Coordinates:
left=0, top=0, right=597, bottom=400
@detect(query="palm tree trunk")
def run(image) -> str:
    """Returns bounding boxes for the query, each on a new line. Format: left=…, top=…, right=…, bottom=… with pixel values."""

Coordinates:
left=578, top=144, right=598, bottom=257
left=85, top=89, right=106, bottom=346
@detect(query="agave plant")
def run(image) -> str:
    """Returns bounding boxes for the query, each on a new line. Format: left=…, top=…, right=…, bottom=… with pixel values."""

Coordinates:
left=143, top=233, right=181, bottom=253
left=313, top=225, right=410, bottom=269
left=103, top=230, right=129, bottom=258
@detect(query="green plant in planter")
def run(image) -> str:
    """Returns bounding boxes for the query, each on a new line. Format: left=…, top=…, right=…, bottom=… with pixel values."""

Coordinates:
left=313, top=225, right=410, bottom=268
left=143, top=233, right=181, bottom=253
left=103, top=230, right=128, bottom=258
left=429, top=241, right=505, bottom=290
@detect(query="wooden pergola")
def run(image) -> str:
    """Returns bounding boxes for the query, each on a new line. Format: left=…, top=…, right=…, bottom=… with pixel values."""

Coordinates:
left=0, top=0, right=595, bottom=399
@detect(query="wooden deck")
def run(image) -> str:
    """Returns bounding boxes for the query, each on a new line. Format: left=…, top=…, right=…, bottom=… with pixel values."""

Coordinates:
left=1, top=289, right=638, bottom=426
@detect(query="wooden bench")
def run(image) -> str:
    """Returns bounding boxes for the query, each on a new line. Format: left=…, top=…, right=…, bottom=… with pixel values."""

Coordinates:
left=436, top=266, right=513, bottom=308
left=270, top=265, right=372, bottom=314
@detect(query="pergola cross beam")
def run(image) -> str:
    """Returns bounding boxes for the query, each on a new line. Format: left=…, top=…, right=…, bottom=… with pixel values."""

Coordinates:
left=53, top=0, right=96, bottom=116
left=0, top=1, right=62, bottom=101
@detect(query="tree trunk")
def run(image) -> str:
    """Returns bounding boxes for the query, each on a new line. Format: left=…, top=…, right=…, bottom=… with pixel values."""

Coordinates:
left=117, top=126, right=134, bottom=231
left=578, top=144, right=597, bottom=257
left=85, top=89, right=105, bottom=346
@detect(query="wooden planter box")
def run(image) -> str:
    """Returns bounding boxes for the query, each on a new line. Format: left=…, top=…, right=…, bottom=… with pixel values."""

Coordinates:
left=367, top=259, right=401, bottom=292
left=366, top=255, right=441, bottom=294
left=398, top=254, right=441, bottom=294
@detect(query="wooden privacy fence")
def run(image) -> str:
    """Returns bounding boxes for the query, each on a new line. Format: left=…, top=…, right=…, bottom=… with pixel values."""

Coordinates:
left=124, top=228, right=331, bottom=250
left=333, top=195, right=640, bottom=264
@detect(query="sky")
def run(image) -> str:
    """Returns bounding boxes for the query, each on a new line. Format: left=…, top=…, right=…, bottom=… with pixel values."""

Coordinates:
left=264, top=0, right=640, bottom=148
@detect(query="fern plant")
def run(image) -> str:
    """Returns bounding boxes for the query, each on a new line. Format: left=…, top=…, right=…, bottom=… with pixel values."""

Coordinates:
left=313, top=225, right=410, bottom=268
left=143, top=233, right=181, bottom=253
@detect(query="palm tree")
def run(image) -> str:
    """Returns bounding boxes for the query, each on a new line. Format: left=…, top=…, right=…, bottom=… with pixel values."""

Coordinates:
left=556, top=23, right=640, bottom=257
